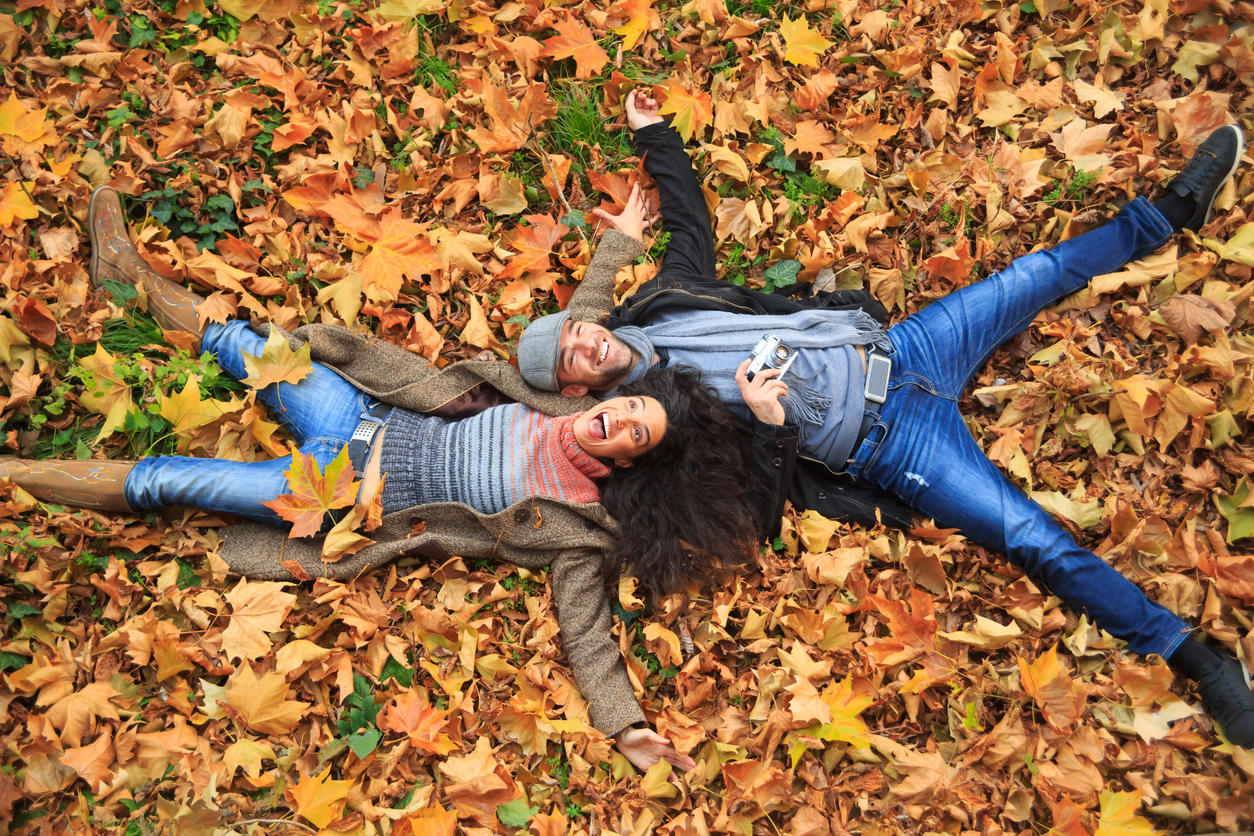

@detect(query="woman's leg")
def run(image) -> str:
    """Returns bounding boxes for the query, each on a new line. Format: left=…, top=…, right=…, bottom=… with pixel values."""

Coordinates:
left=124, top=437, right=345, bottom=526
left=202, top=320, right=367, bottom=444
left=855, top=380, right=1191, bottom=659
left=892, top=197, right=1173, bottom=397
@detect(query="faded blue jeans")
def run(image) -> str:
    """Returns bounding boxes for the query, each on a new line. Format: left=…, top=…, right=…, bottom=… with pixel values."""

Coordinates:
left=124, top=321, right=383, bottom=527
left=847, top=197, right=1191, bottom=659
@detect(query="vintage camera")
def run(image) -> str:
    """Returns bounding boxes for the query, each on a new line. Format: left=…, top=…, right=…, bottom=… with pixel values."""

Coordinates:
left=745, top=334, right=799, bottom=382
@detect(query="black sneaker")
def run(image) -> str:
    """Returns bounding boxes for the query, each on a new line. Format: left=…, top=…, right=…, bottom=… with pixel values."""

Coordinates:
left=1192, top=643, right=1254, bottom=747
left=1163, top=125, right=1245, bottom=233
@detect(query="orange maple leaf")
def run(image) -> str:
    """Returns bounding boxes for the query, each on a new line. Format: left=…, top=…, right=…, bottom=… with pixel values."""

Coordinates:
left=380, top=689, right=459, bottom=755
left=499, top=214, right=570, bottom=280
left=359, top=213, right=441, bottom=303
left=657, top=79, right=713, bottom=143
left=394, top=806, right=458, bottom=836
left=261, top=447, right=361, bottom=538
left=287, top=767, right=352, bottom=829
left=540, top=14, right=609, bottom=79
left=467, top=81, right=558, bottom=153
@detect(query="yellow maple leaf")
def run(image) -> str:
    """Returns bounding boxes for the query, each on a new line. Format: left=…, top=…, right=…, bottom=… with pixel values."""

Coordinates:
left=540, top=13, right=610, bottom=79
left=223, top=738, right=275, bottom=778
left=1095, top=789, right=1159, bottom=836
left=779, top=14, right=834, bottom=67
left=459, top=292, right=505, bottom=357
left=611, top=0, right=659, bottom=51
left=322, top=502, right=374, bottom=561
left=0, top=180, right=37, bottom=227
left=287, top=767, right=352, bottom=829
left=803, top=676, right=873, bottom=748
left=78, top=343, right=136, bottom=441
left=158, top=375, right=235, bottom=450
left=0, top=92, right=56, bottom=156
left=376, top=0, right=446, bottom=20
left=242, top=329, right=314, bottom=390
left=658, top=79, right=713, bottom=143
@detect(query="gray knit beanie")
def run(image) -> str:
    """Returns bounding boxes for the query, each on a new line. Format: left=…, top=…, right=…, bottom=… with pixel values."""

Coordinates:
left=517, top=311, right=570, bottom=392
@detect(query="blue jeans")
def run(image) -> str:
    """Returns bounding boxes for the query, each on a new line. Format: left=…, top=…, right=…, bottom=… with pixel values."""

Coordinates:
left=847, top=197, right=1191, bottom=659
left=124, top=321, right=382, bottom=527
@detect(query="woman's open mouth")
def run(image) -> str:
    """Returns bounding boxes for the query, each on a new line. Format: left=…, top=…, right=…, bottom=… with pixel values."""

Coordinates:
left=597, top=339, right=609, bottom=366
left=589, top=411, right=610, bottom=440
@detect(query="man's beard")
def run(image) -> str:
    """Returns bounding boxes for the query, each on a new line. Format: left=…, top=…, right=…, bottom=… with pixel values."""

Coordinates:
left=588, top=337, right=634, bottom=389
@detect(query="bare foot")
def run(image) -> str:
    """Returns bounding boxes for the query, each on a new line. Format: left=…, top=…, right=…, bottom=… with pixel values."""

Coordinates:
left=625, top=89, right=665, bottom=132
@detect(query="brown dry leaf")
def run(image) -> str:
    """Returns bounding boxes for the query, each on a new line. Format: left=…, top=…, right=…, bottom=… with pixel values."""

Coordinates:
left=221, top=580, right=296, bottom=662
left=224, top=664, right=310, bottom=735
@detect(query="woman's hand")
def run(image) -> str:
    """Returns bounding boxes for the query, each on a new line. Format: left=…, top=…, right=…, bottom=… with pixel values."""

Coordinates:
left=591, top=182, right=659, bottom=242
left=736, top=359, right=788, bottom=426
left=615, top=725, right=696, bottom=773
left=625, top=89, right=665, bottom=132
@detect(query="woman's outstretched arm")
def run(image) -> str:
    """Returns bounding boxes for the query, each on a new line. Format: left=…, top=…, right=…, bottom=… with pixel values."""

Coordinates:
left=548, top=546, right=694, bottom=772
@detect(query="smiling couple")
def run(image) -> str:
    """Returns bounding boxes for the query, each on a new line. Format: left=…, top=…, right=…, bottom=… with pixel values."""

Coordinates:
left=5, top=96, right=1252, bottom=764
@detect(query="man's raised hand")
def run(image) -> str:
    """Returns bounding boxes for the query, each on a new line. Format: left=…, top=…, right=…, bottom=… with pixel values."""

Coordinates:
left=590, top=182, right=660, bottom=242
left=625, top=89, right=665, bottom=132
left=736, top=359, right=788, bottom=426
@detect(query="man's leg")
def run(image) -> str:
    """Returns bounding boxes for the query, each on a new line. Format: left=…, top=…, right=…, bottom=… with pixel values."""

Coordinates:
left=635, top=122, right=718, bottom=280
left=897, top=125, right=1245, bottom=398
left=893, top=197, right=1173, bottom=397
left=203, top=320, right=370, bottom=446
left=859, top=383, right=1192, bottom=657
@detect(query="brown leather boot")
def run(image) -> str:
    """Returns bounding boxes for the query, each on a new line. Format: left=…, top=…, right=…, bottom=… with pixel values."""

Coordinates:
left=0, top=458, right=135, bottom=512
left=89, top=186, right=207, bottom=340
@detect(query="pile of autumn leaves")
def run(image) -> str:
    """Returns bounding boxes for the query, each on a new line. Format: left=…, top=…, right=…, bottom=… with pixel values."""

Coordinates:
left=2, top=0, right=1254, bottom=832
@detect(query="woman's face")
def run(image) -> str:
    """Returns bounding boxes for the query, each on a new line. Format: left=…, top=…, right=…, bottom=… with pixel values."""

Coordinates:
left=572, top=395, right=667, bottom=466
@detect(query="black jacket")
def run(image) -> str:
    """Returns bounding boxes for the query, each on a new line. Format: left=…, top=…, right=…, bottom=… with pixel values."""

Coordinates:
left=607, top=274, right=913, bottom=538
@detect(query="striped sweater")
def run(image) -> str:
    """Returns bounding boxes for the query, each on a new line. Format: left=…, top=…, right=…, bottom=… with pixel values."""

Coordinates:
left=378, top=403, right=609, bottom=516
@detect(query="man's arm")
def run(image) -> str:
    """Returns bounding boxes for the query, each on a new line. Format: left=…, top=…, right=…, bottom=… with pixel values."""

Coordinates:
left=635, top=120, right=718, bottom=281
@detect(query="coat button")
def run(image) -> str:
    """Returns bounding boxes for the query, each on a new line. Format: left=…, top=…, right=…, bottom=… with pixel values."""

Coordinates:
left=772, top=457, right=782, bottom=467
left=818, top=492, right=827, bottom=500
left=775, top=440, right=784, bottom=449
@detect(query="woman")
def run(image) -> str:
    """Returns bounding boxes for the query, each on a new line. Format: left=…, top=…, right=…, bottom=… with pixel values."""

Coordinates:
left=0, top=186, right=760, bottom=771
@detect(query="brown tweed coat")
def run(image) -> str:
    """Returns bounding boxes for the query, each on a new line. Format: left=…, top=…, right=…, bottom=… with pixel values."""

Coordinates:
left=218, top=231, right=649, bottom=736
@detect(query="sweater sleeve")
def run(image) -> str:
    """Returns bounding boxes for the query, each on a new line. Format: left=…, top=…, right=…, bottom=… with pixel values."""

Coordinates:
left=566, top=230, right=648, bottom=324
left=548, top=547, right=646, bottom=736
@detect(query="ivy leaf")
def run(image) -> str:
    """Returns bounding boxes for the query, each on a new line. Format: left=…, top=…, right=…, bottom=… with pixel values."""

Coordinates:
left=348, top=727, right=382, bottom=758
left=764, top=259, right=802, bottom=289
left=497, top=798, right=540, bottom=828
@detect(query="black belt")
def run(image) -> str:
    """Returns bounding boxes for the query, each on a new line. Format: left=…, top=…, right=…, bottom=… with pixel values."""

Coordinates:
left=852, top=346, right=891, bottom=454
left=347, top=402, right=393, bottom=476
left=326, top=402, right=393, bottom=529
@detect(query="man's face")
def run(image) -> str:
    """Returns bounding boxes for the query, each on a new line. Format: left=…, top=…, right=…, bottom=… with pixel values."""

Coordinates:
left=556, top=319, right=635, bottom=392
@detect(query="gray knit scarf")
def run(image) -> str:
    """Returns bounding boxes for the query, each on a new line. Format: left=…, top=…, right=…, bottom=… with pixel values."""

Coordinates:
left=607, top=309, right=889, bottom=431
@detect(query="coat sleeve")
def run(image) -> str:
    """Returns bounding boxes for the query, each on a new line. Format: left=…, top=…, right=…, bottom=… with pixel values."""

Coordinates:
left=566, top=231, right=649, bottom=324
left=746, top=420, right=799, bottom=540
left=548, top=547, right=646, bottom=736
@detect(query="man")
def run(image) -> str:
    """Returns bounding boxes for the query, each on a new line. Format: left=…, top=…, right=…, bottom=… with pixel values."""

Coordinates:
left=518, top=93, right=1254, bottom=747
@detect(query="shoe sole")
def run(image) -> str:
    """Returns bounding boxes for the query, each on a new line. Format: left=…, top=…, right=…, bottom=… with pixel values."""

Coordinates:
left=87, top=186, right=112, bottom=291
left=1201, top=125, right=1246, bottom=228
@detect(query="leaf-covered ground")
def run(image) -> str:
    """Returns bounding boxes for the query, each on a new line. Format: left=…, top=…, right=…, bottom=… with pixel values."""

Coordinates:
left=1, top=0, right=1253, bottom=833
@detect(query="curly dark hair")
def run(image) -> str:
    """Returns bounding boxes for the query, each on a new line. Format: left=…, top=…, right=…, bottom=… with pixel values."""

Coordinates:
left=599, top=365, right=760, bottom=600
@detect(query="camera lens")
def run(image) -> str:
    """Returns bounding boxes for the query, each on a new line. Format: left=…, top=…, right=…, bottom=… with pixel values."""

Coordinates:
left=774, top=345, right=790, bottom=361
